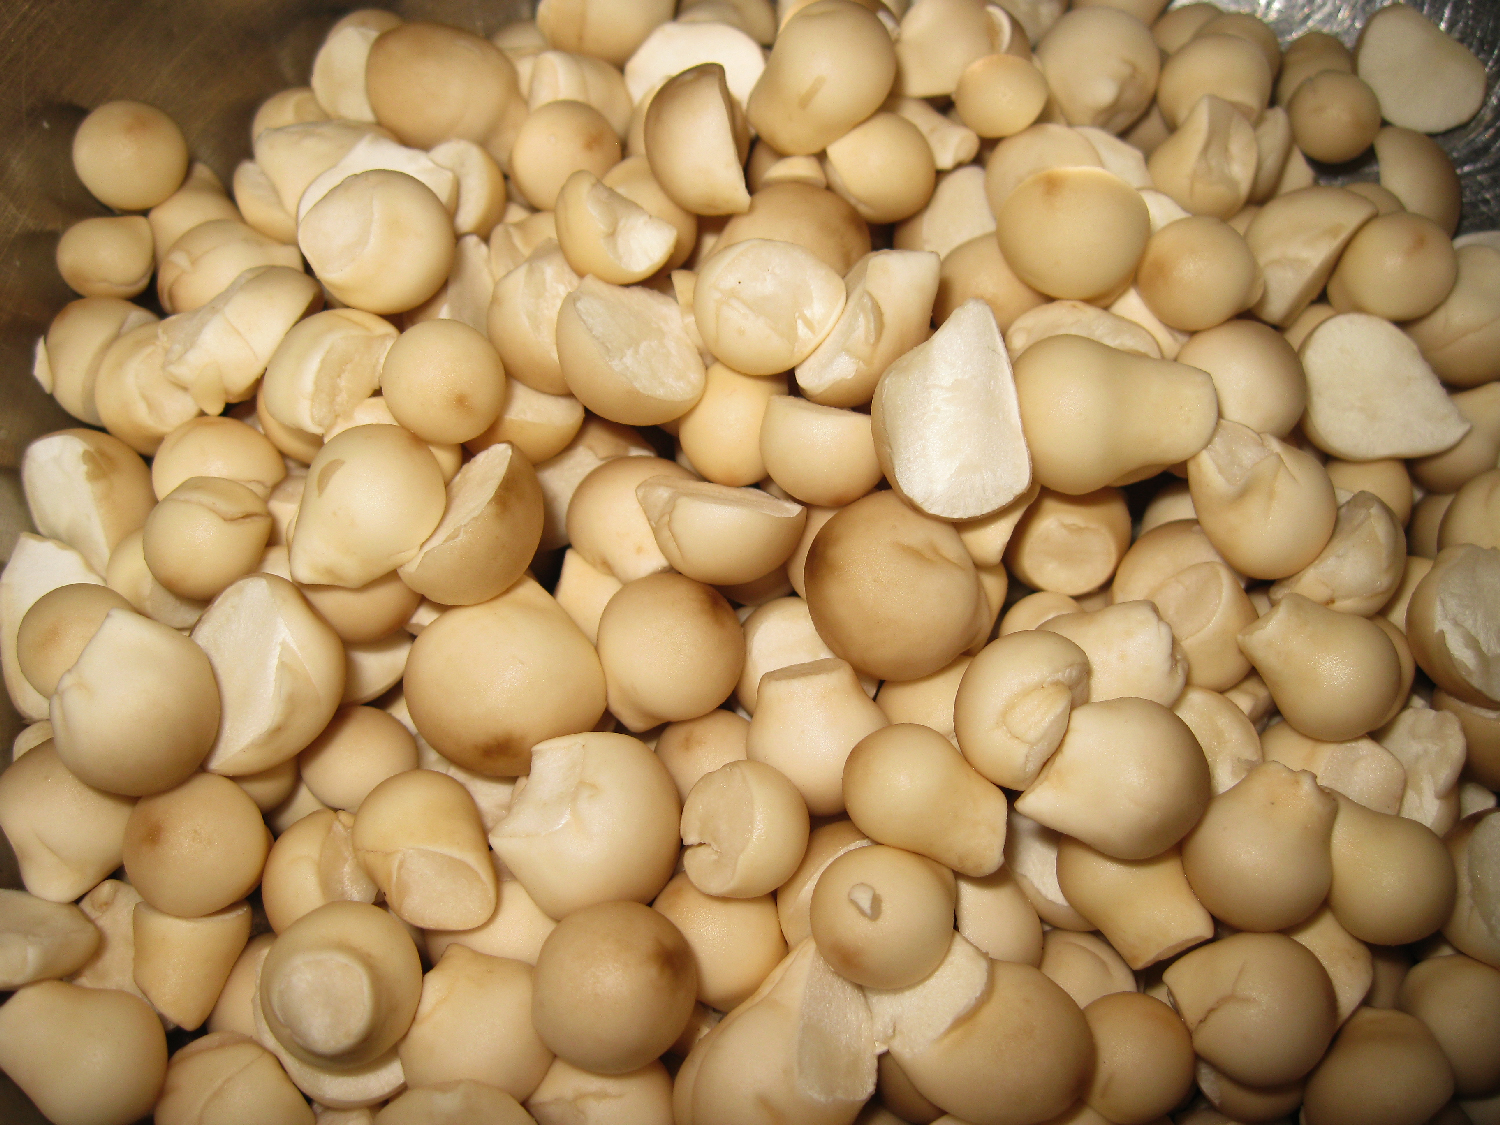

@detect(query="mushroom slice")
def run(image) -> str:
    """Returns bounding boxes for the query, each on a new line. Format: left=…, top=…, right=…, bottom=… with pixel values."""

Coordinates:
left=644, top=63, right=751, bottom=218
left=21, top=429, right=154, bottom=576
left=796, top=249, right=940, bottom=409
left=1405, top=545, right=1500, bottom=709
left=0, top=890, right=99, bottom=989
left=554, top=170, right=676, bottom=285
left=1355, top=3, right=1486, bottom=135
left=1300, top=314, right=1470, bottom=460
left=871, top=299, right=1030, bottom=521
left=637, top=477, right=806, bottom=587
left=1246, top=186, right=1377, bottom=327
left=398, top=443, right=544, bottom=607
left=556, top=276, right=707, bottom=426
left=1, top=534, right=104, bottom=721
left=191, top=574, right=346, bottom=777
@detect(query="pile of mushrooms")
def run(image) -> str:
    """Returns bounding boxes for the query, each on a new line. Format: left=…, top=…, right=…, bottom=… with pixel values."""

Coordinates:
left=3, top=1, right=1500, bottom=1123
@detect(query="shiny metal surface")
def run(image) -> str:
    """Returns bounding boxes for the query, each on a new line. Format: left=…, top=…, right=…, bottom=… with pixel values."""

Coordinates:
left=1210, top=0, right=1500, bottom=226
left=0, top=1, right=1492, bottom=1122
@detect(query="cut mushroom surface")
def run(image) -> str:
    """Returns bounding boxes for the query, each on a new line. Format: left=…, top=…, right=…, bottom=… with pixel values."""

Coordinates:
left=871, top=298, right=1030, bottom=521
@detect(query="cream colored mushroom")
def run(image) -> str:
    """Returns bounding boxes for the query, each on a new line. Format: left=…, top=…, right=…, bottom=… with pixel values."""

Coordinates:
left=800, top=252, right=939, bottom=416
left=1003, top=487, right=1131, bottom=597
left=747, top=0, right=897, bottom=156
left=310, top=10, right=401, bottom=121
left=396, top=443, right=543, bottom=607
left=694, top=237, right=846, bottom=376
left=0, top=742, right=133, bottom=903
left=0, top=980, right=167, bottom=1125
left=1187, top=420, right=1338, bottom=580
left=1239, top=592, right=1405, bottom=743
left=1035, top=7, right=1159, bottom=132
left=133, top=900, right=252, bottom=1031
left=352, top=769, right=496, bottom=931
left=299, top=170, right=456, bottom=315
left=953, top=629, right=1089, bottom=790
left=257, top=900, right=422, bottom=1073
left=72, top=100, right=188, bottom=211
left=148, top=163, right=241, bottom=264
left=843, top=723, right=1008, bottom=877
left=747, top=658, right=887, bottom=816
left=802, top=490, right=985, bottom=682
left=404, top=576, right=604, bottom=776
left=871, top=298, right=1029, bottom=522
left=1055, top=839, right=1214, bottom=970
left=1148, top=96, right=1258, bottom=221
left=760, top=397, right=882, bottom=509
left=557, top=276, right=706, bottom=425
left=1261, top=721, right=1407, bottom=815
left=191, top=573, right=345, bottom=776
left=1244, top=186, right=1377, bottom=326
left=1356, top=2, right=1486, bottom=134
left=595, top=571, right=743, bottom=731
left=995, top=168, right=1150, bottom=302
left=50, top=607, right=220, bottom=798
left=681, top=759, right=809, bottom=899
left=1015, top=696, right=1211, bottom=860
left=22, top=428, right=155, bottom=576
left=122, top=772, right=270, bottom=918
left=644, top=64, right=751, bottom=217
left=490, top=732, right=679, bottom=919
left=1013, top=335, right=1218, bottom=496
left=1405, top=545, right=1500, bottom=709
left=1164, top=932, right=1337, bottom=1088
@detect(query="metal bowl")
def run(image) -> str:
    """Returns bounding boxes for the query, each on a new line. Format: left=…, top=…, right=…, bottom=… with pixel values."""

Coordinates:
left=0, top=1, right=1494, bottom=1121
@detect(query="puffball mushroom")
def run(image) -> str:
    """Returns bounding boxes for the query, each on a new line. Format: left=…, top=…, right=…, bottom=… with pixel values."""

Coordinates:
left=257, top=900, right=423, bottom=1072
left=298, top=169, right=456, bottom=315
left=531, top=900, right=697, bottom=1075
left=0, top=980, right=168, bottom=1125
left=803, top=490, right=986, bottom=683
left=50, top=607, right=220, bottom=797
left=289, top=423, right=447, bottom=589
